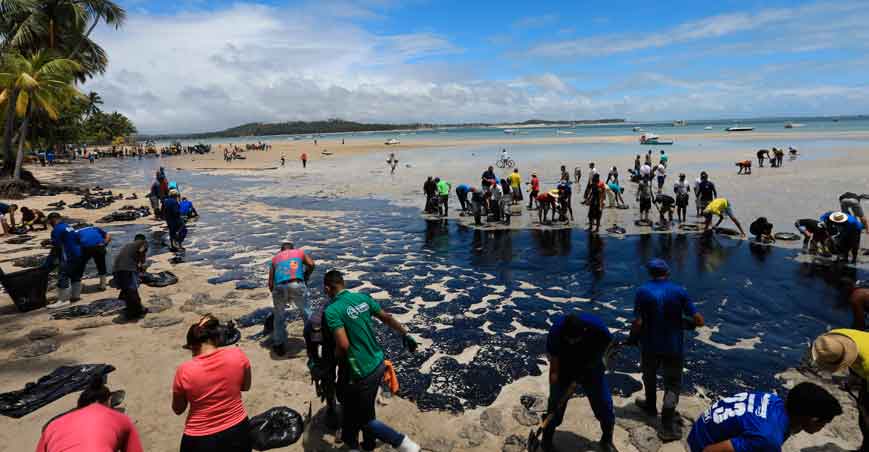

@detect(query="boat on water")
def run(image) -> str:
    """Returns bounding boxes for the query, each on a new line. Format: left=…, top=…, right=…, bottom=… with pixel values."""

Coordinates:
left=640, top=134, right=674, bottom=145
left=556, top=130, right=575, bottom=135
left=503, top=129, right=516, bottom=135
left=672, top=120, right=687, bottom=127
left=632, top=127, right=645, bottom=132
left=726, top=126, right=754, bottom=132
left=385, top=138, right=400, bottom=145
left=704, top=126, right=713, bottom=130
left=784, top=123, right=805, bottom=129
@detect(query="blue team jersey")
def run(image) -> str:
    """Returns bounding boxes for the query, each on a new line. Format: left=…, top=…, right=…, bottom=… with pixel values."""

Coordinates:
left=821, top=211, right=864, bottom=232
left=163, top=198, right=181, bottom=224
left=634, top=280, right=697, bottom=355
left=51, top=222, right=82, bottom=259
left=688, top=392, right=789, bottom=452
left=180, top=200, right=193, bottom=216
left=546, top=313, right=612, bottom=376
left=76, top=227, right=107, bottom=247
left=456, top=184, right=470, bottom=194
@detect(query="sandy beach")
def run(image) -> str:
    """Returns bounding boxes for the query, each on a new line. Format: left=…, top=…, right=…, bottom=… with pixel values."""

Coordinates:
left=0, top=130, right=866, bottom=452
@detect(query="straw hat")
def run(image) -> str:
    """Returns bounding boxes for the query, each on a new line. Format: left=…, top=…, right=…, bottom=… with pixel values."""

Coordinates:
left=811, top=333, right=858, bottom=373
left=829, top=212, right=848, bottom=224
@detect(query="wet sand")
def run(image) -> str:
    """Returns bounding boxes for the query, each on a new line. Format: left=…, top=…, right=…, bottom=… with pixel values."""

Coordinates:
left=0, top=140, right=864, bottom=451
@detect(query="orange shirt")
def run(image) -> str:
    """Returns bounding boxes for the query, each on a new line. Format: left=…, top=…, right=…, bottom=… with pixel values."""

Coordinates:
left=172, top=347, right=250, bottom=436
left=37, top=403, right=143, bottom=452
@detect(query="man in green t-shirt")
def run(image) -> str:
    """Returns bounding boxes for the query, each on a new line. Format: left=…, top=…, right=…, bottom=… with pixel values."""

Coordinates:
left=323, top=270, right=421, bottom=452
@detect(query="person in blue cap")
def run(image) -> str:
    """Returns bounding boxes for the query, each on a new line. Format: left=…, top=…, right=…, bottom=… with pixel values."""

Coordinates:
left=544, top=312, right=617, bottom=452
left=687, top=382, right=842, bottom=452
left=632, top=259, right=705, bottom=441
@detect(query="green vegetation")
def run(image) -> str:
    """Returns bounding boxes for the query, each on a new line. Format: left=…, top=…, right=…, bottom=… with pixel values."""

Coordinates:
left=0, top=0, right=132, bottom=181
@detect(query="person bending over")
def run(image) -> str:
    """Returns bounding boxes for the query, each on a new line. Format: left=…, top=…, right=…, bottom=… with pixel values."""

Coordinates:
left=0, top=203, right=18, bottom=235
left=537, top=191, right=558, bottom=225
left=77, top=226, right=112, bottom=290
left=703, top=198, right=746, bottom=237
left=173, top=315, right=253, bottom=452
left=794, top=219, right=828, bottom=254
left=839, top=192, right=869, bottom=231
left=455, top=184, right=471, bottom=214
left=822, top=211, right=863, bottom=263
left=19, top=207, right=47, bottom=231
left=268, top=241, right=315, bottom=355
left=37, top=377, right=143, bottom=452
left=112, top=234, right=149, bottom=320
left=687, top=382, right=842, bottom=452
left=749, top=217, right=775, bottom=243
left=735, top=160, right=752, bottom=175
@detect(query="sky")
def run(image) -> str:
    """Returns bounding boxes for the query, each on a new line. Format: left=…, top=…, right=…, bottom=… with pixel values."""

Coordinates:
left=85, top=0, right=869, bottom=134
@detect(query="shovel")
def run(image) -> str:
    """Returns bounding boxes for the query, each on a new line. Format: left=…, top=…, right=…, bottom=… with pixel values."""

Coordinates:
left=527, top=381, right=577, bottom=452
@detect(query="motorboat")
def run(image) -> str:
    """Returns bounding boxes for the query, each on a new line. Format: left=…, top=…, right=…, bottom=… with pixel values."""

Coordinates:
left=639, top=134, right=674, bottom=145
left=672, top=120, right=687, bottom=127
left=385, top=138, right=400, bottom=145
left=784, top=123, right=805, bottom=129
left=632, top=127, right=645, bottom=132
left=726, top=126, right=754, bottom=132
left=556, top=130, right=575, bottom=135
left=503, top=129, right=516, bottom=135
left=704, top=126, right=713, bottom=130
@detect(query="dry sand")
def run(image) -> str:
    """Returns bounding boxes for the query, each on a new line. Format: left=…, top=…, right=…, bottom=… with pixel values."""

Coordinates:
left=0, top=132, right=865, bottom=451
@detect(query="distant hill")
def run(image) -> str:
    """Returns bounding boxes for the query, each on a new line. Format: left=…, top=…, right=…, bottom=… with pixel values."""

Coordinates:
left=141, top=118, right=626, bottom=140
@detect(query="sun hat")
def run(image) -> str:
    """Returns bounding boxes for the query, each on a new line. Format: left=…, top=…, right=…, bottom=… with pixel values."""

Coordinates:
left=829, top=212, right=848, bottom=224
left=811, top=333, right=858, bottom=373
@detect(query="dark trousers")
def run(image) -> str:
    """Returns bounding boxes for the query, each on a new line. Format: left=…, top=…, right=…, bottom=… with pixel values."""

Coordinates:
left=82, top=245, right=107, bottom=275
left=457, top=192, right=469, bottom=212
left=180, top=418, right=251, bottom=452
left=528, top=190, right=539, bottom=208
left=302, top=159, right=307, bottom=168
left=439, top=195, right=449, bottom=216
left=641, top=353, right=684, bottom=413
left=341, top=362, right=405, bottom=450
left=114, top=271, right=144, bottom=317
left=544, top=366, right=614, bottom=446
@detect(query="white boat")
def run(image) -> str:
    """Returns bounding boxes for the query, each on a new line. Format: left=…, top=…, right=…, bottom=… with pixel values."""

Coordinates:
left=556, top=130, right=575, bottom=135
left=726, top=126, right=754, bottom=132
left=385, top=138, right=400, bottom=145
left=503, top=129, right=516, bottom=135
left=672, top=120, right=687, bottom=127
left=785, top=123, right=805, bottom=129
left=704, top=126, right=713, bottom=130
left=632, top=127, right=645, bottom=132
left=640, top=134, right=674, bottom=145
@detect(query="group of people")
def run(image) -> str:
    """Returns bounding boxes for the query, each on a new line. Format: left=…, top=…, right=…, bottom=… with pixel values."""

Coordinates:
left=1, top=203, right=47, bottom=235
left=148, top=168, right=198, bottom=251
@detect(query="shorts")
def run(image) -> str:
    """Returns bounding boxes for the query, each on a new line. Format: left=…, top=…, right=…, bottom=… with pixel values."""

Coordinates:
left=676, top=194, right=689, bottom=208
left=640, top=198, right=651, bottom=211
left=841, top=198, right=865, bottom=218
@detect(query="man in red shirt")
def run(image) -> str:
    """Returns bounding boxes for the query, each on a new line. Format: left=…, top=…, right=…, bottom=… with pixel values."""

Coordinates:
left=527, top=173, right=540, bottom=209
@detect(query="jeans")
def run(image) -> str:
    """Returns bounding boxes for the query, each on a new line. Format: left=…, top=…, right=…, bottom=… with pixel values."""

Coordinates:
left=271, top=281, right=308, bottom=346
left=641, top=353, right=683, bottom=413
left=180, top=418, right=251, bottom=452
left=341, top=362, right=405, bottom=450
left=57, top=256, right=85, bottom=289
left=544, top=366, right=615, bottom=445
left=82, top=245, right=108, bottom=275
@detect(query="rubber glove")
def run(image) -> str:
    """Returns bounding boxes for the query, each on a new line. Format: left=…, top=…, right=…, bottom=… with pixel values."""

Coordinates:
left=402, top=334, right=419, bottom=353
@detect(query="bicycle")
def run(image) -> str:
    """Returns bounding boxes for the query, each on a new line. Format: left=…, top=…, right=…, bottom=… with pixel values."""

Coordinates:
left=496, top=157, right=515, bottom=169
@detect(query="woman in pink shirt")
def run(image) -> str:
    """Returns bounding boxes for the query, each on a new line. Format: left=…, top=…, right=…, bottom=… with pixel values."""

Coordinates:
left=172, top=315, right=252, bottom=452
left=37, top=377, right=143, bottom=452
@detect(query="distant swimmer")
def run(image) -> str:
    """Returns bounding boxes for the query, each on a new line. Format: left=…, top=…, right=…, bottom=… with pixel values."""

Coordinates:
left=756, top=149, right=770, bottom=167
left=702, top=198, right=746, bottom=237
left=736, top=159, right=752, bottom=175
left=794, top=219, right=829, bottom=254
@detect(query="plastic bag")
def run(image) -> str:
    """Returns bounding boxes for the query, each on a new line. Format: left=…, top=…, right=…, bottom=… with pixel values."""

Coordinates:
left=140, top=271, right=178, bottom=287
left=249, top=406, right=305, bottom=450
left=1, top=267, right=49, bottom=312
left=0, top=364, right=115, bottom=418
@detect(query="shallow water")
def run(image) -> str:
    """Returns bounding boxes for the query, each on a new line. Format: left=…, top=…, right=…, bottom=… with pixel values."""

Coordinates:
left=26, top=157, right=863, bottom=411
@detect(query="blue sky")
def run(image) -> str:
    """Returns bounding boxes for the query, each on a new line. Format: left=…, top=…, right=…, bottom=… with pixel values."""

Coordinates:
left=89, top=0, right=869, bottom=133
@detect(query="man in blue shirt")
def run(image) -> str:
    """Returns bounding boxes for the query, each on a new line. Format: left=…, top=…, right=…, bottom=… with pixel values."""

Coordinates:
left=77, top=226, right=112, bottom=290
left=545, top=312, right=616, bottom=452
left=687, top=382, right=842, bottom=452
left=455, top=184, right=471, bottom=214
left=47, top=213, right=85, bottom=308
left=179, top=197, right=198, bottom=219
left=163, top=190, right=186, bottom=251
left=821, top=211, right=864, bottom=263
left=633, top=259, right=705, bottom=441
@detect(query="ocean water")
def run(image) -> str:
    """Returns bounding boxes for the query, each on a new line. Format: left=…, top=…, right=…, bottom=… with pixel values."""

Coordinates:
left=161, top=116, right=869, bottom=149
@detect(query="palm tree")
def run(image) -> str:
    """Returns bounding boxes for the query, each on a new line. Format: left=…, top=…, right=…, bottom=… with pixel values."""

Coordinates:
left=0, top=51, right=82, bottom=179
left=84, top=90, right=101, bottom=118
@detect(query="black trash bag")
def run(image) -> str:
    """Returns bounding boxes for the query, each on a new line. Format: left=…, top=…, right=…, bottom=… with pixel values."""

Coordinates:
left=249, top=406, right=305, bottom=450
left=236, top=307, right=274, bottom=329
left=0, top=364, right=115, bottom=418
left=140, top=271, right=178, bottom=287
left=5, top=235, right=33, bottom=244
left=96, top=207, right=150, bottom=224
left=218, top=322, right=242, bottom=346
left=51, top=298, right=126, bottom=320
left=1, top=267, right=49, bottom=312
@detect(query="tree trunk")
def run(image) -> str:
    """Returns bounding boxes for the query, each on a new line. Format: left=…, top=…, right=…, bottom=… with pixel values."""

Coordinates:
left=13, top=102, right=31, bottom=181
left=2, top=89, right=19, bottom=175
